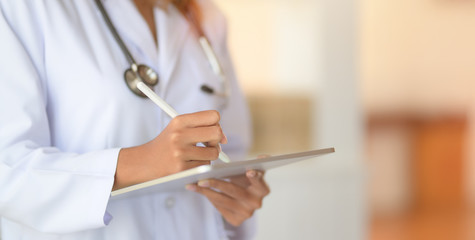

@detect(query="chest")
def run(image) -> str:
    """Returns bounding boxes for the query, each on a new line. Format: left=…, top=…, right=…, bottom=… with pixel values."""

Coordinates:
left=36, top=2, right=224, bottom=150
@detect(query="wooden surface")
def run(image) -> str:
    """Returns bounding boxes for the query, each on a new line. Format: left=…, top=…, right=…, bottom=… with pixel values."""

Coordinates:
left=412, top=117, right=467, bottom=211
left=367, top=113, right=467, bottom=212
left=371, top=210, right=475, bottom=240
left=367, top=112, right=470, bottom=239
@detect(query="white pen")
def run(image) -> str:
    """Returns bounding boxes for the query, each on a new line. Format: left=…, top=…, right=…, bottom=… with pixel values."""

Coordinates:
left=137, top=81, right=231, bottom=163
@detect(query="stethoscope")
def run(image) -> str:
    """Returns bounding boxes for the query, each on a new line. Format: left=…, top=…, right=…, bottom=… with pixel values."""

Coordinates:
left=94, top=0, right=230, bottom=107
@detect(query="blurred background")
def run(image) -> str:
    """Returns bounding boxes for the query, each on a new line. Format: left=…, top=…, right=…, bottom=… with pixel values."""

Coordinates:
left=216, top=0, right=475, bottom=239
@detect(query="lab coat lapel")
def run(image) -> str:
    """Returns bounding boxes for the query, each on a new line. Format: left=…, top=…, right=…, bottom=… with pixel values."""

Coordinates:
left=156, top=6, right=190, bottom=94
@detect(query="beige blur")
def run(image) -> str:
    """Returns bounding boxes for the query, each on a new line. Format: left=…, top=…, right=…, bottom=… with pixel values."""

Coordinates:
left=217, top=0, right=475, bottom=239
left=362, top=0, right=475, bottom=239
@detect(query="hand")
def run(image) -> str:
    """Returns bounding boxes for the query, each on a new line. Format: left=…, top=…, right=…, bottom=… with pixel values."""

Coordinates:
left=186, top=169, right=270, bottom=227
left=113, top=110, right=227, bottom=190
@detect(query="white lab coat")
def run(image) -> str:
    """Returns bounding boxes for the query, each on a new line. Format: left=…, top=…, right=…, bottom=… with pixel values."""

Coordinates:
left=0, top=0, right=254, bottom=239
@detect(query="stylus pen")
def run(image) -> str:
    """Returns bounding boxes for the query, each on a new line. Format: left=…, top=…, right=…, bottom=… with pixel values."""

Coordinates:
left=137, top=82, right=231, bottom=163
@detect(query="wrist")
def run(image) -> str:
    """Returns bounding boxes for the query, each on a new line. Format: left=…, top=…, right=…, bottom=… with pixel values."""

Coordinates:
left=113, top=146, right=144, bottom=190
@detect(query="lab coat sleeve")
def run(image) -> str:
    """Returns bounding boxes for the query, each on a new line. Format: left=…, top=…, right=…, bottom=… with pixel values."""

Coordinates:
left=0, top=6, right=119, bottom=234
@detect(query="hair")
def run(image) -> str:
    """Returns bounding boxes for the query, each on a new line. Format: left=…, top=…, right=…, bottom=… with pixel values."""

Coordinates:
left=154, top=0, right=202, bottom=23
left=169, top=0, right=191, bottom=11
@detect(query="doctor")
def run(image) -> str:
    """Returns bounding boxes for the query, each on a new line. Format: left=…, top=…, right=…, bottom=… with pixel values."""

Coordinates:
left=0, top=0, right=269, bottom=239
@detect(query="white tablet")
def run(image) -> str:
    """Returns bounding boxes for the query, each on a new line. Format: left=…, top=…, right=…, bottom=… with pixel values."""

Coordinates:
left=111, top=147, right=335, bottom=199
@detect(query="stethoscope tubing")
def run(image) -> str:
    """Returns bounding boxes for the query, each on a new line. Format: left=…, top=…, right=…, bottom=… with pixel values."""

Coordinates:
left=95, top=0, right=229, bottom=105
left=199, top=37, right=222, bottom=76
left=94, top=0, right=137, bottom=66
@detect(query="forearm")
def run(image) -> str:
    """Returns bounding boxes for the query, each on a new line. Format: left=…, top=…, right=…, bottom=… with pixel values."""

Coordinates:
left=113, top=146, right=145, bottom=191
left=113, top=143, right=166, bottom=191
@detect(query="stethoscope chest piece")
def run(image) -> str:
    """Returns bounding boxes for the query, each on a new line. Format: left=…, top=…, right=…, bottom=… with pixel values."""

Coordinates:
left=124, top=64, right=159, bottom=97
left=96, top=0, right=229, bottom=104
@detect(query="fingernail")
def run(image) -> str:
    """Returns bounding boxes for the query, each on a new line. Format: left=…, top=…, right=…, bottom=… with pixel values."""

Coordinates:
left=221, top=134, right=228, bottom=144
left=247, top=170, right=256, bottom=178
left=218, top=144, right=222, bottom=153
left=186, top=184, right=196, bottom=192
left=198, top=180, right=210, bottom=187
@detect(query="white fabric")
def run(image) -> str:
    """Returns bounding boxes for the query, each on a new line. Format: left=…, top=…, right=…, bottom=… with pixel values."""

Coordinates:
left=0, top=0, right=253, bottom=239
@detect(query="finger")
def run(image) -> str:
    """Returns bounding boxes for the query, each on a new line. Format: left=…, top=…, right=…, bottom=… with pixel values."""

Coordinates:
left=246, top=170, right=271, bottom=196
left=183, top=146, right=221, bottom=161
left=217, top=123, right=228, bottom=144
left=186, top=160, right=211, bottom=167
left=173, top=110, right=220, bottom=128
left=213, top=205, right=243, bottom=227
left=186, top=185, right=250, bottom=226
left=229, top=175, right=251, bottom=188
left=197, top=179, right=249, bottom=200
left=257, top=154, right=271, bottom=159
left=182, top=126, right=224, bottom=146
left=213, top=204, right=252, bottom=227
left=191, top=184, right=251, bottom=212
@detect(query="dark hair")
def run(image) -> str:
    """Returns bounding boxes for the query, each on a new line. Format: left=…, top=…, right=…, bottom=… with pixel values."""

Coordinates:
left=156, top=0, right=202, bottom=23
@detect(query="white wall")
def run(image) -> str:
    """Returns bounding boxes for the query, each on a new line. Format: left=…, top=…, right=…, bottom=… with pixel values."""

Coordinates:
left=313, top=0, right=367, bottom=238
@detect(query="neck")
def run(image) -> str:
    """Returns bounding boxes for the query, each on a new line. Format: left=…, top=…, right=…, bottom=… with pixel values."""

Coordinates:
left=133, top=0, right=158, bottom=44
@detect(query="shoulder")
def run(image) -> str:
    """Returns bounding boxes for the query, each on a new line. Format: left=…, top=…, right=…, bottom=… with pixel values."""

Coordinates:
left=0, top=0, right=97, bottom=79
left=0, top=1, right=95, bottom=34
left=0, top=0, right=43, bottom=30
left=0, top=1, right=47, bottom=67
